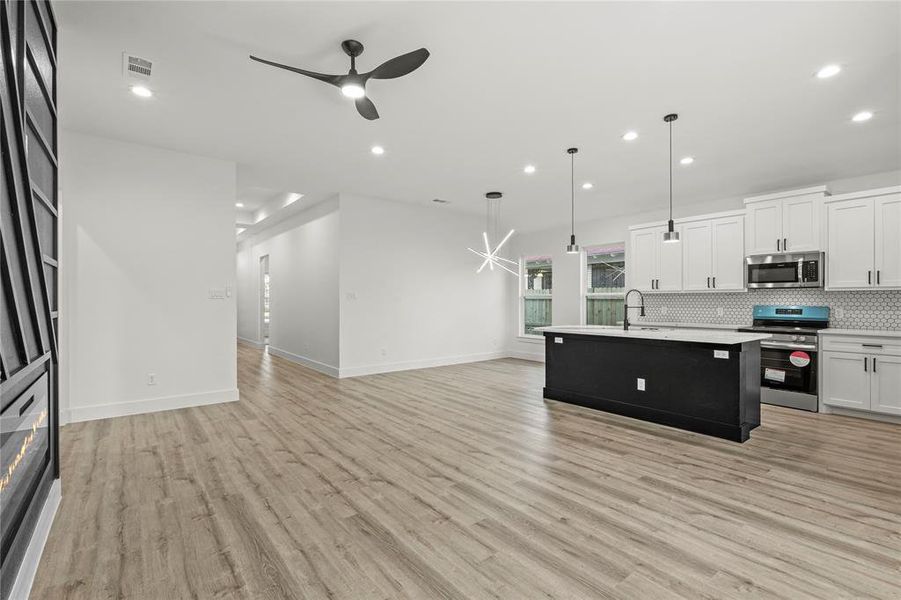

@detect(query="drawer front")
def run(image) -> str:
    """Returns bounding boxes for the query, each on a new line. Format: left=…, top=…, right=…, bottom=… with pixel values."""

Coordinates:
left=820, top=336, right=901, bottom=356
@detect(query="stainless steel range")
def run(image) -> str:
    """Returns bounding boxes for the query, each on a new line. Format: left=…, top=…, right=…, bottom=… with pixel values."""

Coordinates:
left=738, top=305, right=829, bottom=412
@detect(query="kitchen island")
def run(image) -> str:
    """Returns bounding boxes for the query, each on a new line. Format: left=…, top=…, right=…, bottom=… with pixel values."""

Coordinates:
left=538, top=326, right=770, bottom=442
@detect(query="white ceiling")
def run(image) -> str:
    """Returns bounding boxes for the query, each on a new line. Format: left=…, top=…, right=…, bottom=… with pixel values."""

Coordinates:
left=58, top=1, right=900, bottom=231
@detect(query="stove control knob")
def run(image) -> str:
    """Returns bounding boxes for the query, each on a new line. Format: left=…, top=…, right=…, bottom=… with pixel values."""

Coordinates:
left=792, top=335, right=802, bottom=342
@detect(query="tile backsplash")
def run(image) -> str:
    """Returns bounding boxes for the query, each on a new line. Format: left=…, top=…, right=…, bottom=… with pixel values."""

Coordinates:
left=638, top=289, right=901, bottom=330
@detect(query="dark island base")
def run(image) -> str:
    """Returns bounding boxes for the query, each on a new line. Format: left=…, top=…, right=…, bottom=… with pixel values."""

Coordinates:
left=543, top=386, right=755, bottom=442
left=542, top=332, right=761, bottom=443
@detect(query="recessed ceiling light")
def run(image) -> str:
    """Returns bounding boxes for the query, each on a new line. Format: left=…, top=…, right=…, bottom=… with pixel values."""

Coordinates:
left=371, top=145, right=385, bottom=155
left=680, top=156, right=694, bottom=165
left=130, top=85, right=153, bottom=98
left=235, top=202, right=244, bottom=208
left=851, top=110, right=873, bottom=123
left=581, top=182, right=593, bottom=190
left=816, top=64, right=842, bottom=79
left=622, top=131, right=638, bottom=141
left=523, top=164, right=536, bottom=174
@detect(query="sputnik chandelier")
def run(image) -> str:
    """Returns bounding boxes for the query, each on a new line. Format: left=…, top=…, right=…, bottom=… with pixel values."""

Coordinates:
left=467, top=191, right=518, bottom=277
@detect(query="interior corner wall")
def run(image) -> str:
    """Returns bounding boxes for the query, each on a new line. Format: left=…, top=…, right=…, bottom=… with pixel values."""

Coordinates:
left=235, top=197, right=340, bottom=375
left=60, top=131, right=238, bottom=423
left=338, top=194, right=508, bottom=377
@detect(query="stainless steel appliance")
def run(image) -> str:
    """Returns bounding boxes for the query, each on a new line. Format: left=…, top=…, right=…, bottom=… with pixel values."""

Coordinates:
left=746, top=252, right=824, bottom=288
left=738, top=305, right=829, bottom=412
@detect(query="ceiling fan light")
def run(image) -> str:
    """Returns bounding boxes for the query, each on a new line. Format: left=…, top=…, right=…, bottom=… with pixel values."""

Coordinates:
left=341, top=83, right=366, bottom=99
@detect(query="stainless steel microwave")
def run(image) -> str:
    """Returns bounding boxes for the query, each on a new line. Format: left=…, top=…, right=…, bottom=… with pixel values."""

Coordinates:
left=746, top=252, right=824, bottom=288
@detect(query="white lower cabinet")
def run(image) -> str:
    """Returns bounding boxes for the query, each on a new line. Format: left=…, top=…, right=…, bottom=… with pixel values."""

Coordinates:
left=872, top=354, right=901, bottom=416
left=821, top=334, right=901, bottom=417
left=822, top=351, right=871, bottom=410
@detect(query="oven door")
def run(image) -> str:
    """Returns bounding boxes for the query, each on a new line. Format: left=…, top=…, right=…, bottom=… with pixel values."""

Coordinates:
left=759, top=342, right=818, bottom=395
left=747, top=261, right=802, bottom=288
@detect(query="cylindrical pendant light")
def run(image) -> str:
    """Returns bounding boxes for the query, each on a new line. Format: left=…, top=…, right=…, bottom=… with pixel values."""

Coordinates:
left=565, top=147, right=580, bottom=254
left=662, top=113, right=681, bottom=244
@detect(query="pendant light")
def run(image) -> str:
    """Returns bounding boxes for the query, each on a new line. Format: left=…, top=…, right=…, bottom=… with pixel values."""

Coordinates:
left=466, top=192, right=518, bottom=277
left=662, top=113, right=681, bottom=243
left=565, top=147, right=580, bottom=254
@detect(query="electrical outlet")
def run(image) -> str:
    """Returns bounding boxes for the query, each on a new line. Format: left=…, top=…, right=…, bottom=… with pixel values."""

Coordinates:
left=148, top=373, right=157, bottom=386
left=716, top=307, right=724, bottom=317
left=380, top=348, right=387, bottom=357
left=661, top=306, right=668, bottom=315
left=637, top=378, right=646, bottom=391
left=835, top=307, right=844, bottom=319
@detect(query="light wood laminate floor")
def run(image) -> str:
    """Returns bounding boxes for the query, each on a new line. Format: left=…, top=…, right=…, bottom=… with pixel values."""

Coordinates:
left=32, top=345, right=901, bottom=599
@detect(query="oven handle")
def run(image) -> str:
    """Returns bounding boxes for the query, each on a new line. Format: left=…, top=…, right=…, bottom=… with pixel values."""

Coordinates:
left=760, top=341, right=818, bottom=351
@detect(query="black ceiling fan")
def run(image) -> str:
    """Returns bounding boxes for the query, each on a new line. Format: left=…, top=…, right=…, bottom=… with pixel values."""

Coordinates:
left=250, top=40, right=429, bottom=120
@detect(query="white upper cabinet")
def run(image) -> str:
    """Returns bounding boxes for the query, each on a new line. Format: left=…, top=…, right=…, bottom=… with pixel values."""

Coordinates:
left=874, top=193, right=901, bottom=288
left=682, top=221, right=713, bottom=291
left=826, top=187, right=901, bottom=290
left=711, top=216, right=745, bottom=290
left=629, top=227, right=660, bottom=292
left=744, top=186, right=828, bottom=255
left=628, top=224, right=683, bottom=292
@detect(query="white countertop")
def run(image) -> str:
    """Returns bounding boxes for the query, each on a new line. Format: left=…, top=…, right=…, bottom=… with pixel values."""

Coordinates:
left=819, top=329, right=901, bottom=338
left=633, top=321, right=741, bottom=331
left=535, top=325, right=771, bottom=345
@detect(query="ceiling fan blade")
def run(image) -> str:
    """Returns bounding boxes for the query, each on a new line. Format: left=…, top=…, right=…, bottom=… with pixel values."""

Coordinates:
left=366, top=48, right=430, bottom=80
left=249, top=55, right=343, bottom=87
left=355, top=96, right=380, bottom=120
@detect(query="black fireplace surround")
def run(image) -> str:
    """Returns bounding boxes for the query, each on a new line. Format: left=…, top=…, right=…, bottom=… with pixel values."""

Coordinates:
left=1, top=1, right=61, bottom=597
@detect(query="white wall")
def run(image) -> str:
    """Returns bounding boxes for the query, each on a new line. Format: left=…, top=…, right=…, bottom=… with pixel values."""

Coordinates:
left=60, top=131, right=238, bottom=422
left=507, top=169, right=901, bottom=362
left=338, top=194, right=507, bottom=377
left=236, top=198, right=340, bottom=374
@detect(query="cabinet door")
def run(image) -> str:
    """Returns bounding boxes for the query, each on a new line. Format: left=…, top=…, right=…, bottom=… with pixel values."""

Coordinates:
left=822, top=352, right=871, bottom=410
left=657, top=224, right=683, bottom=291
left=629, top=228, right=658, bottom=292
left=874, top=194, right=901, bottom=288
left=826, top=199, right=874, bottom=289
left=783, top=195, right=821, bottom=252
left=711, top=216, right=745, bottom=290
left=682, top=221, right=714, bottom=291
left=871, top=355, right=901, bottom=416
left=745, top=199, right=782, bottom=255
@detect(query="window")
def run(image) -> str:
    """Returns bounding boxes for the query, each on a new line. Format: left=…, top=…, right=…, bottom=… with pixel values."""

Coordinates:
left=521, top=256, right=552, bottom=336
left=584, top=243, right=626, bottom=326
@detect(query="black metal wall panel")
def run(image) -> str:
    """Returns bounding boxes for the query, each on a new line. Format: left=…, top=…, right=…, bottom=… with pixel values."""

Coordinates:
left=0, top=1, right=58, bottom=597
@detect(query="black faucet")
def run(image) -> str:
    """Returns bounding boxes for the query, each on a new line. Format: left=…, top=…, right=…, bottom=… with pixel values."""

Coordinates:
left=622, top=288, right=646, bottom=331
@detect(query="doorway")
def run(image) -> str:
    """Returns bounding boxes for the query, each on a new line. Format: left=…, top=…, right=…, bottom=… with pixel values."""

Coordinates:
left=260, top=255, right=270, bottom=346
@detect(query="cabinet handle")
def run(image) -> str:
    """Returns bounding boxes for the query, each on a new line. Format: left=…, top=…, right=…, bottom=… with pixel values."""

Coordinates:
left=713, top=277, right=716, bottom=288
left=784, top=238, right=788, bottom=251
left=655, top=279, right=659, bottom=289
left=776, top=239, right=781, bottom=252
left=707, top=277, right=711, bottom=288
left=864, top=357, right=868, bottom=372
left=862, top=344, right=883, bottom=348
left=868, top=271, right=872, bottom=285
left=877, top=270, right=881, bottom=285
left=873, top=358, right=878, bottom=373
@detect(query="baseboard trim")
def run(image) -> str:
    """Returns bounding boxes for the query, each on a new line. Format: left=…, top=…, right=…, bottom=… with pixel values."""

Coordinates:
left=64, top=388, right=240, bottom=423
left=238, top=336, right=264, bottom=349
left=819, top=405, right=901, bottom=424
left=267, top=346, right=340, bottom=378
left=508, top=349, right=545, bottom=363
left=9, top=479, right=61, bottom=600
left=338, top=351, right=508, bottom=378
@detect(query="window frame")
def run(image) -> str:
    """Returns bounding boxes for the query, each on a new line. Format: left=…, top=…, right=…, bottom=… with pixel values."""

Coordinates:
left=519, top=255, right=553, bottom=339
left=581, top=243, right=627, bottom=327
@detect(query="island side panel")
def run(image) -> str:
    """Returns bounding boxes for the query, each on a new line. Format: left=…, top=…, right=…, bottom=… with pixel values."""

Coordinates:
left=543, top=333, right=754, bottom=442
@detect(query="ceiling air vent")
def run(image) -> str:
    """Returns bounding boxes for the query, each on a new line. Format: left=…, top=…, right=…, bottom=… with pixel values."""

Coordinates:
left=122, top=53, right=153, bottom=80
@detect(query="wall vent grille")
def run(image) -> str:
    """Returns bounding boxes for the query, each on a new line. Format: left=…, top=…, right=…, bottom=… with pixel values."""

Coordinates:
left=123, top=53, right=152, bottom=79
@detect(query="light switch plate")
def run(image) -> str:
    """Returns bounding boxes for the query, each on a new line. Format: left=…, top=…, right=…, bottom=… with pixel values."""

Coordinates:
left=637, top=378, right=646, bottom=391
left=714, top=350, right=729, bottom=359
left=554, top=337, right=563, bottom=344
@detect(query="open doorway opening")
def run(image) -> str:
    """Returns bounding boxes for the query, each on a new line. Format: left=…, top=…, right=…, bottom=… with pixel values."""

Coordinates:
left=260, top=255, right=270, bottom=347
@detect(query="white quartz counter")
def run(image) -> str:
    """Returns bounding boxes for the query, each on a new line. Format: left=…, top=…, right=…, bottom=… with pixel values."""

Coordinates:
left=633, top=321, right=740, bottom=331
left=535, top=325, right=771, bottom=345
left=819, top=329, right=901, bottom=338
